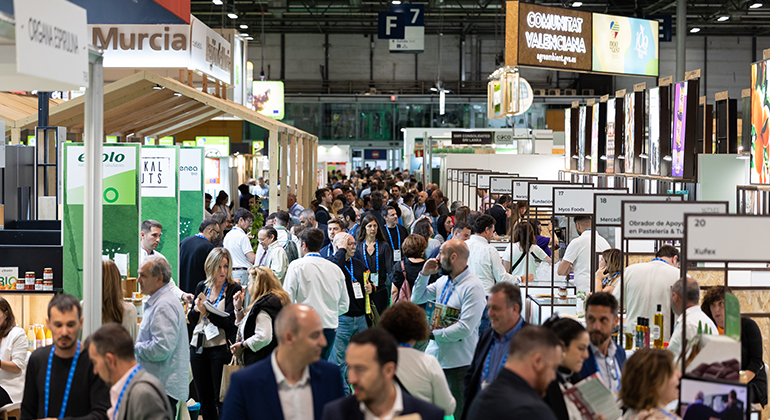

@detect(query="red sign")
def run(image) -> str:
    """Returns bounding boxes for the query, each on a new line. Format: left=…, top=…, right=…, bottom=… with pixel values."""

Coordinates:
left=415, top=150, right=424, bottom=158
left=372, top=150, right=381, bottom=159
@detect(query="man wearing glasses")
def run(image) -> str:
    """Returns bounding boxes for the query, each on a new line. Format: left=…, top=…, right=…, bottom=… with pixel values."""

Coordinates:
left=578, top=292, right=626, bottom=394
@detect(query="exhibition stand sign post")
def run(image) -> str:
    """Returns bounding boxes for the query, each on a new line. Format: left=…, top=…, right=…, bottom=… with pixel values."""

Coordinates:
left=679, top=214, right=770, bottom=416
left=63, top=143, right=141, bottom=298
left=179, top=147, right=205, bottom=241
left=469, top=171, right=493, bottom=212
left=618, top=200, right=727, bottom=344
left=141, top=145, right=180, bottom=282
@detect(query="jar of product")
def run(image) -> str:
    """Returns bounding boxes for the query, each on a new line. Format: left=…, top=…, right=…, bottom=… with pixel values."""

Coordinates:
left=43, top=268, right=53, bottom=283
left=35, top=279, right=42, bottom=291
left=25, top=272, right=35, bottom=291
left=558, top=286, right=567, bottom=299
left=44, top=280, right=53, bottom=291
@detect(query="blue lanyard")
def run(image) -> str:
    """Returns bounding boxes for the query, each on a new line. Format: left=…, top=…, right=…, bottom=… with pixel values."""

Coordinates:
left=195, top=233, right=207, bottom=240
left=439, top=280, right=454, bottom=305
left=385, top=227, right=401, bottom=250
left=602, top=271, right=621, bottom=287
left=45, top=341, right=81, bottom=419
left=306, top=252, right=324, bottom=258
left=483, top=340, right=508, bottom=384
left=658, top=409, right=677, bottom=420
left=344, top=260, right=358, bottom=283
left=113, top=365, right=142, bottom=420
left=593, top=356, right=621, bottom=392
left=652, top=258, right=668, bottom=264
left=349, top=223, right=358, bottom=235
left=205, top=284, right=226, bottom=321
left=397, top=343, right=412, bottom=348
left=364, top=242, right=379, bottom=273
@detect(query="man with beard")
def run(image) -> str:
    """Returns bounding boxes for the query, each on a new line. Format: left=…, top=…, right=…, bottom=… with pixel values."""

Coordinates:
left=578, top=292, right=626, bottom=393
left=465, top=326, right=562, bottom=420
left=21, top=294, right=110, bottom=420
left=411, top=239, right=486, bottom=420
left=321, top=329, right=443, bottom=420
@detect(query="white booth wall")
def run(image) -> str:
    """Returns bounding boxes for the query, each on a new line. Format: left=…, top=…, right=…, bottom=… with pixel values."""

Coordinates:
left=318, top=144, right=351, bottom=175
left=439, top=153, right=565, bottom=192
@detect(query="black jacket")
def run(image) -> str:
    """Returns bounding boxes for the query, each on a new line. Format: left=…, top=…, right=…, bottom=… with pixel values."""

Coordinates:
left=315, top=206, right=331, bottom=225
left=242, top=293, right=284, bottom=366
left=543, top=367, right=582, bottom=420
left=178, top=235, right=215, bottom=294
left=742, top=317, right=768, bottom=406
left=489, top=204, right=508, bottom=236
left=321, top=385, right=444, bottom=420
left=331, top=248, right=368, bottom=317
left=188, top=281, right=243, bottom=345
left=462, top=322, right=529, bottom=420
left=465, top=369, right=558, bottom=420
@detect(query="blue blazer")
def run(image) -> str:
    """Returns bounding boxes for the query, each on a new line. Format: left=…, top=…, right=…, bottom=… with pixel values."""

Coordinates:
left=221, top=357, right=344, bottom=420
left=320, top=386, right=444, bottom=420
left=578, top=340, right=626, bottom=380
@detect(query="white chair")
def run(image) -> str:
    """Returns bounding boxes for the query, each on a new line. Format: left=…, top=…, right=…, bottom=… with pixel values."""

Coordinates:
left=0, top=402, right=20, bottom=420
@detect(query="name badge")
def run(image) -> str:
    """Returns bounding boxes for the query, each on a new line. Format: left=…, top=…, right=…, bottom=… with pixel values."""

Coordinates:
left=370, top=273, right=379, bottom=286
left=204, top=322, right=220, bottom=341
left=352, top=282, right=364, bottom=299
left=394, top=250, right=402, bottom=262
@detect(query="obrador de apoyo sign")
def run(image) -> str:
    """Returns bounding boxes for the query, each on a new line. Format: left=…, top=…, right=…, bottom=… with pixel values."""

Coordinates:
left=505, top=1, right=592, bottom=71
left=452, top=132, right=493, bottom=145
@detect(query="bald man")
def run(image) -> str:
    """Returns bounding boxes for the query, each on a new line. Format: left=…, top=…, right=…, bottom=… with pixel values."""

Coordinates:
left=411, top=239, right=486, bottom=419
left=221, top=304, right=345, bottom=420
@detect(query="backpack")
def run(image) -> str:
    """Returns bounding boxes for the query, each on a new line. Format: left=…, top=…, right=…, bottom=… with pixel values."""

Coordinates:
left=393, top=260, right=412, bottom=304
left=283, top=232, right=299, bottom=263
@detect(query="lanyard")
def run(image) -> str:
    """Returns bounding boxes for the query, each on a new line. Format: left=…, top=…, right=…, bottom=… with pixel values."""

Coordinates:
left=397, top=343, right=412, bottom=348
left=363, top=242, right=379, bottom=273
left=658, top=409, right=677, bottom=420
left=439, top=280, right=454, bottom=305
left=113, top=365, right=142, bottom=420
left=344, top=260, right=359, bottom=283
left=385, top=226, right=401, bottom=250
left=652, top=258, right=669, bottom=264
left=593, top=355, right=621, bottom=393
left=306, top=253, right=324, bottom=258
left=259, top=250, right=268, bottom=265
left=349, top=223, right=358, bottom=235
left=45, top=341, right=81, bottom=419
left=205, top=284, right=226, bottom=321
left=602, top=271, right=621, bottom=287
left=483, top=340, right=508, bottom=384
left=195, top=233, right=207, bottom=240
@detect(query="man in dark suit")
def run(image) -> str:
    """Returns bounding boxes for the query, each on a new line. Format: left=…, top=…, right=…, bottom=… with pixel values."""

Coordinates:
left=178, top=218, right=218, bottom=293
left=578, top=292, right=626, bottom=393
left=488, top=195, right=509, bottom=236
left=315, top=188, right=333, bottom=225
left=321, top=329, right=444, bottom=420
left=462, top=282, right=527, bottom=420
left=465, top=326, right=562, bottom=420
left=221, top=304, right=345, bottom=420
left=299, top=208, right=330, bottom=247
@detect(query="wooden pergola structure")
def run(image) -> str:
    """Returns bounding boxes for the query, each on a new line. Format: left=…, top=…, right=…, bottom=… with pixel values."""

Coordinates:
left=2, top=71, right=317, bottom=212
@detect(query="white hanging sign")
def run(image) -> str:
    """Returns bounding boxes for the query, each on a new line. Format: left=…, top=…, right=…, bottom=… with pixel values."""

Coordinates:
left=594, top=194, right=682, bottom=226
left=622, top=201, right=727, bottom=239
left=553, top=188, right=627, bottom=215
left=141, top=147, right=177, bottom=198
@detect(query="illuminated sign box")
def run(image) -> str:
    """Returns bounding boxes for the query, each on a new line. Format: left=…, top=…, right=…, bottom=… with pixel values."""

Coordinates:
left=252, top=81, right=285, bottom=120
left=592, top=14, right=659, bottom=77
left=196, top=136, right=230, bottom=158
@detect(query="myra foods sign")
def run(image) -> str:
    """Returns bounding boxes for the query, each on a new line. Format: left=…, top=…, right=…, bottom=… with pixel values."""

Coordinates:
left=505, top=1, right=592, bottom=72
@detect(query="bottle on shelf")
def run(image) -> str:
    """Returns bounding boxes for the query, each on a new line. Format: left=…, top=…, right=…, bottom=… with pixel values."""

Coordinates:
left=642, top=318, right=650, bottom=348
left=44, top=326, right=52, bottom=346
left=35, top=325, right=44, bottom=349
left=635, top=317, right=643, bottom=350
left=653, top=304, right=664, bottom=349
left=26, top=326, right=36, bottom=352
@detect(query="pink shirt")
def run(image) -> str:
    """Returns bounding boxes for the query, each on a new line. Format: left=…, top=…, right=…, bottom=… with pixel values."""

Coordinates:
left=107, top=364, right=139, bottom=419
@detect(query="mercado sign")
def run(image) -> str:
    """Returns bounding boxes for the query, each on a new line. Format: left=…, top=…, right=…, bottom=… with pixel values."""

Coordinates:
left=505, top=1, right=659, bottom=77
left=506, top=1, right=592, bottom=71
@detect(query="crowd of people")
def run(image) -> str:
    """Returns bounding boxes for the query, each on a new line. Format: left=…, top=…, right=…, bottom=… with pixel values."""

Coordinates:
left=0, top=166, right=764, bottom=420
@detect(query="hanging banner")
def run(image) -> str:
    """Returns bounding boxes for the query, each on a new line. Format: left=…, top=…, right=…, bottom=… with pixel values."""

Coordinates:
left=672, top=81, right=688, bottom=177
left=452, top=131, right=494, bottom=145
left=179, top=147, right=204, bottom=241
left=591, top=13, right=659, bottom=77
left=389, top=4, right=424, bottom=53
left=189, top=16, right=232, bottom=83
left=141, top=146, right=180, bottom=282
left=63, top=143, right=140, bottom=298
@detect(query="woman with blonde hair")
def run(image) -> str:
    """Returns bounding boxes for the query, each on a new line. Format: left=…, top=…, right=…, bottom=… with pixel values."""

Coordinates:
left=102, top=260, right=138, bottom=340
left=187, top=247, right=242, bottom=420
left=331, top=198, right=345, bottom=217
left=594, top=248, right=622, bottom=293
left=0, top=297, right=27, bottom=406
left=620, top=348, right=681, bottom=420
left=231, top=266, right=289, bottom=366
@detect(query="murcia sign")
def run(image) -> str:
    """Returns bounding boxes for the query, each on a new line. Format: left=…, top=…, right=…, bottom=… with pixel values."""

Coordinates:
left=91, top=24, right=190, bottom=68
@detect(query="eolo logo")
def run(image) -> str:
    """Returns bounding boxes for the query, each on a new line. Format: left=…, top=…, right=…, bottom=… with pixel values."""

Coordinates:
left=104, top=187, right=120, bottom=203
left=610, top=21, right=620, bottom=38
left=78, top=152, right=126, bottom=162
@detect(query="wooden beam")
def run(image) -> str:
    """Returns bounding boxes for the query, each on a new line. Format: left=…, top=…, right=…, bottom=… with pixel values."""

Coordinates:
left=202, top=76, right=208, bottom=95
left=268, top=130, right=279, bottom=214
left=179, top=69, right=185, bottom=84
left=154, top=110, right=225, bottom=138
left=288, top=134, right=297, bottom=196
left=297, top=136, right=305, bottom=207
left=150, top=108, right=222, bottom=138
left=111, top=101, right=205, bottom=135
left=280, top=131, right=289, bottom=211
left=187, top=70, right=194, bottom=87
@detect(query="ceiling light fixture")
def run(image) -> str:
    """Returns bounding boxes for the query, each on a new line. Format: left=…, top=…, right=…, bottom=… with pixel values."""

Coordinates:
left=572, top=1, right=583, bottom=6
left=690, top=27, right=701, bottom=33
left=240, top=24, right=248, bottom=29
left=239, top=33, right=249, bottom=36
left=718, top=15, right=730, bottom=21
left=228, top=12, right=238, bottom=19
left=245, top=36, right=254, bottom=40
left=392, top=0, right=401, bottom=4
left=212, top=0, right=222, bottom=4
left=750, top=2, right=763, bottom=8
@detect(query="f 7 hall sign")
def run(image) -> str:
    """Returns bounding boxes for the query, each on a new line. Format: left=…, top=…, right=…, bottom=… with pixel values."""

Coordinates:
left=505, top=1, right=592, bottom=71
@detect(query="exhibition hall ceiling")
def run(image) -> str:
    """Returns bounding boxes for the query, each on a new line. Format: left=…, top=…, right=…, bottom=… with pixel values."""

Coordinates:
left=191, top=0, right=770, bottom=36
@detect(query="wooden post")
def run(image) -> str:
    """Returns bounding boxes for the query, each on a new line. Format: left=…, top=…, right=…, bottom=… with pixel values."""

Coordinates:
left=268, top=130, right=279, bottom=214
left=179, top=69, right=185, bottom=84
left=202, top=76, right=208, bottom=95
left=279, top=130, right=289, bottom=211
left=10, top=127, right=20, bottom=145
left=289, top=133, right=297, bottom=196
left=186, top=70, right=194, bottom=88
left=297, top=136, right=305, bottom=207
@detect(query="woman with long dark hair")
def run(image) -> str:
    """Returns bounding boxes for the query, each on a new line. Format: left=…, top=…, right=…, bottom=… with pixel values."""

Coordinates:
left=412, top=218, right=440, bottom=258
left=355, top=213, right=394, bottom=314
left=503, top=222, right=551, bottom=277
left=0, top=297, right=26, bottom=406
left=542, top=317, right=590, bottom=420
left=102, top=260, right=138, bottom=340
left=435, top=214, right=454, bottom=243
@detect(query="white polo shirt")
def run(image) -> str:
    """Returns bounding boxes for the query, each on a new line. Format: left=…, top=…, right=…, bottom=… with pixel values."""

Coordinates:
left=223, top=226, right=254, bottom=269
left=561, top=229, right=610, bottom=293
left=283, top=254, right=349, bottom=329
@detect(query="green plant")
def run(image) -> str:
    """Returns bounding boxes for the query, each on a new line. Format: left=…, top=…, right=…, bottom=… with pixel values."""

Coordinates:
left=249, top=197, right=265, bottom=248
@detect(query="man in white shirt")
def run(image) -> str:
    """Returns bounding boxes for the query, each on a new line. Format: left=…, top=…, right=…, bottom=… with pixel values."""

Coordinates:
left=283, top=227, right=349, bottom=360
left=613, top=245, right=680, bottom=341
left=466, top=214, right=526, bottom=335
left=273, top=211, right=302, bottom=253
left=255, top=226, right=289, bottom=283
left=411, top=239, right=486, bottom=419
left=390, top=185, right=414, bottom=229
left=139, top=220, right=192, bottom=302
left=668, top=277, right=718, bottom=357
left=223, top=208, right=256, bottom=286
left=221, top=304, right=345, bottom=420
left=320, top=329, right=444, bottom=420
left=254, top=177, right=269, bottom=211
left=557, top=215, right=611, bottom=293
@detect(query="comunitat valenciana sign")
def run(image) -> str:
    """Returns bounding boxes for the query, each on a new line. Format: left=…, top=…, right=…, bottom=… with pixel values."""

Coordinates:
left=505, top=1, right=659, bottom=77
left=506, top=1, right=592, bottom=71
